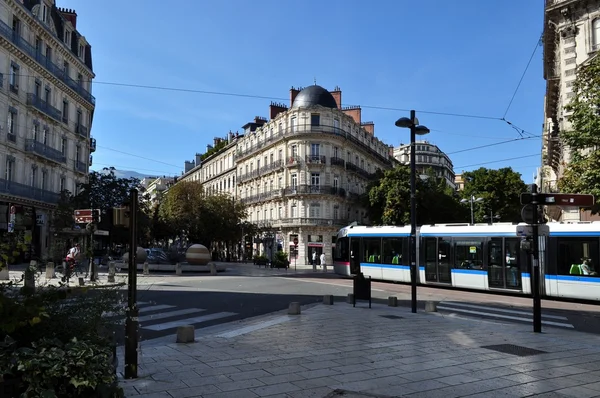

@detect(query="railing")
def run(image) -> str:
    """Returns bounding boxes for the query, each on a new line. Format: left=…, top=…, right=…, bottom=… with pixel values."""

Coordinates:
left=330, top=157, right=345, bottom=167
left=74, top=159, right=87, bottom=173
left=26, top=93, right=61, bottom=122
left=240, top=184, right=348, bottom=204
left=0, top=19, right=95, bottom=105
left=90, top=137, right=96, bottom=152
left=274, top=218, right=350, bottom=227
left=7, top=132, right=16, bottom=143
left=24, top=139, right=66, bottom=164
left=236, top=125, right=392, bottom=165
left=76, top=124, right=88, bottom=137
left=0, top=177, right=60, bottom=204
left=305, top=155, right=326, bottom=164
left=286, top=155, right=303, bottom=166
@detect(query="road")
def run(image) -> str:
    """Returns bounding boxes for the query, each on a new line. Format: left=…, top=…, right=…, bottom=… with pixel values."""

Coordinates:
left=111, top=263, right=600, bottom=344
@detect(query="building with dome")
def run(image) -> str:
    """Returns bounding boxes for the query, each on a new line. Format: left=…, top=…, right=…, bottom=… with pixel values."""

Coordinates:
left=234, top=84, right=394, bottom=265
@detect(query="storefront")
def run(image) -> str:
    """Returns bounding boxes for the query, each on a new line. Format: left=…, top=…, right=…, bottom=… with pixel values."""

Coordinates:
left=0, top=201, right=47, bottom=263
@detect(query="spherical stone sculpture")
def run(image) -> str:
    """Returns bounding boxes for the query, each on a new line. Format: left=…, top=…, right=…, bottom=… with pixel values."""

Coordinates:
left=186, top=244, right=211, bottom=265
left=122, top=247, right=148, bottom=264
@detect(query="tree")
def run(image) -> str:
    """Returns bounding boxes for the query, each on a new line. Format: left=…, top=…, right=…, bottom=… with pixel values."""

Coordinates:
left=47, top=190, right=76, bottom=262
left=558, top=54, right=600, bottom=213
left=365, top=165, right=466, bottom=225
left=158, top=180, right=206, bottom=244
left=461, top=167, right=527, bottom=223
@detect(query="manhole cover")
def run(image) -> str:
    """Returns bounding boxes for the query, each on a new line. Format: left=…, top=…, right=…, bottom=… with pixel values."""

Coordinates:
left=481, top=344, right=547, bottom=357
left=324, top=389, right=394, bottom=398
left=379, top=315, right=404, bottom=320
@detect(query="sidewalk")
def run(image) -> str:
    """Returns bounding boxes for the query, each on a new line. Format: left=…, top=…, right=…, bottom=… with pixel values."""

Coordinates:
left=117, top=299, right=600, bottom=398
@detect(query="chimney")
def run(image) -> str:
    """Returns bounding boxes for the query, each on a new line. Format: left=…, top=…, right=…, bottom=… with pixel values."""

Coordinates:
left=206, top=144, right=213, bottom=153
left=184, top=160, right=195, bottom=173
left=331, top=86, right=342, bottom=109
left=269, top=102, right=288, bottom=119
left=290, top=87, right=301, bottom=107
left=195, top=153, right=202, bottom=166
left=58, top=8, right=77, bottom=29
left=228, top=131, right=233, bottom=143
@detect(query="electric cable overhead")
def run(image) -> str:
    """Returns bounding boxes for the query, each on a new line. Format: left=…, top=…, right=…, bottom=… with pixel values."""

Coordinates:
left=95, top=146, right=180, bottom=168
left=446, top=135, right=541, bottom=155
left=454, top=153, right=539, bottom=169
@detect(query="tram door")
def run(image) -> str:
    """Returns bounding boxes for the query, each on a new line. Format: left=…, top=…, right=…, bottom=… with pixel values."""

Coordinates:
left=487, top=238, right=522, bottom=290
left=424, top=238, right=452, bottom=283
left=350, top=238, right=361, bottom=274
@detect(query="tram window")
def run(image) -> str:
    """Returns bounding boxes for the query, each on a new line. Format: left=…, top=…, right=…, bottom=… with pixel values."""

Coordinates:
left=382, top=238, right=403, bottom=264
left=334, top=237, right=350, bottom=262
left=489, top=239, right=502, bottom=267
left=557, top=238, right=599, bottom=276
left=455, top=240, right=483, bottom=270
left=363, top=238, right=381, bottom=263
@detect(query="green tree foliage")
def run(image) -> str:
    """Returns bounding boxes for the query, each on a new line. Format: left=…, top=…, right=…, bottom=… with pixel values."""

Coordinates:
left=366, top=165, right=466, bottom=225
left=461, top=167, right=527, bottom=223
left=558, top=55, right=600, bottom=213
left=158, top=181, right=247, bottom=247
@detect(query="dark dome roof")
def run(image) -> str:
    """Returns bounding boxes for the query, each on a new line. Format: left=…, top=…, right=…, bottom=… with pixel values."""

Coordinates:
left=291, top=85, right=338, bottom=109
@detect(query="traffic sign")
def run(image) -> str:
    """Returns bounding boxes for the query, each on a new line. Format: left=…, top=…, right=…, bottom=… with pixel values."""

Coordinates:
left=520, top=193, right=595, bottom=207
left=516, top=224, right=549, bottom=237
left=521, top=204, right=544, bottom=225
left=293, top=237, right=298, bottom=246
left=74, top=209, right=100, bottom=224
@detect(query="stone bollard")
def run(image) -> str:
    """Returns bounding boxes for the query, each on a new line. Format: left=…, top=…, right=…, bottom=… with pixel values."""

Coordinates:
left=175, top=262, right=182, bottom=276
left=0, top=265, right=8, bottom=280
left=425, top=301, right=438, bottom=312
left=143, top=262, right=149, bottom=275
left=288, top=302, right=301, bottom=315
left=24, top=261, right=36, bottom=293
left=209, top=263, right=217, bottom=276
left=78, top=277, right=85, bottom=286
left=176, top=325, right=195, bottom=343
left=107, top=262, right=116, bottom=283
left=45, top=262, right=55, bottom=280
left=323, top=295, right=334, bottom=305
left=388, top=296, right=398, bottom=307
left=347, top=293, right=354, bottom=304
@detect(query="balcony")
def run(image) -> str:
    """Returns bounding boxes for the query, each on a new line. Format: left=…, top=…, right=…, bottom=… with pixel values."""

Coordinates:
left=286, top=156, right=302, bottom=167
left=0, top=177, right=60, bottom=204
left=76, top=124, right=88, bottom=138
left=305, top=155, right=326, bottom=165
left=284, top=184, right=346, bottom=197
left=26, top=94, right=61, bottom=122
left=74, top=159, right=87, bottom=173
left=90, top=137, right=96, bottom=152
left=330, top=157, right=345, bottom=167
left=24, top=139, right=66, bottom=164
left=0, top=19, right=95, bottom=105
left=7, top=132, right=16, bottom=143
left=275, top=218, right=350, bottom=227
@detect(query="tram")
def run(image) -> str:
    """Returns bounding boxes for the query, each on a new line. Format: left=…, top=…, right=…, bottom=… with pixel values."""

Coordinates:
left=333, top=222, right=600, bottom=301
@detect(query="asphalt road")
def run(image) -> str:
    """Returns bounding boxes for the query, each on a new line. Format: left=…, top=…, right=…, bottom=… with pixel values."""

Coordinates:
left=110, top=263, right=600, bottom=344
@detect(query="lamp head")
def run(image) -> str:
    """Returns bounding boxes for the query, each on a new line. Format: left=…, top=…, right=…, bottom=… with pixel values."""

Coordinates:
left=395, top=117, right=412, bottom=128
left=415, top=125, right=430, bottom=135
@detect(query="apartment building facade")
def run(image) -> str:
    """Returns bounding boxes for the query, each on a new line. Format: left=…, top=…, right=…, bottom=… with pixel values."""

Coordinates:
left=0, top=0, right=95, bottom=258
left=392, top=140, right=455, bottom=189
left=541, top=0, right=600, bottom=221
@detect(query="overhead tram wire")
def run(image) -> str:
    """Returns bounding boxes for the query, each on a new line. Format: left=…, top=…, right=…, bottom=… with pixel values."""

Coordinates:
left=95, top=145, right=180, bottom=169
left=454, top=153, right=539, bottom=169
left=446, top=134, right=542, bottom=155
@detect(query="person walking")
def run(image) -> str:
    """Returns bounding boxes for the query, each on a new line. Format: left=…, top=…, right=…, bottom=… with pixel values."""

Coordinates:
left=312, top=251, right=317, bottom=271
left=320, top=252, right=327, bottom=273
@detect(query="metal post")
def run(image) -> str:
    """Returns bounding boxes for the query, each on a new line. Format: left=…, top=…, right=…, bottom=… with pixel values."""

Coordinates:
left=124, top=188, right=139, bottom=379
left=470, top=197, right=474, bottom=225
left=530, top=183, right=542, bottom=333
left=409, top=109, right=417, bottom=314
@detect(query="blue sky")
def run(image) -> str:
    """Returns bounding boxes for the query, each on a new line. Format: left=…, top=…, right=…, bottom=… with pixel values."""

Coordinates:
left=61, top=0, right=545, bottom=183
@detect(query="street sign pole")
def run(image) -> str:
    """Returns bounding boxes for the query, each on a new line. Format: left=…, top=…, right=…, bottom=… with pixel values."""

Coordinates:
left=124, top=189, right=139, bottom=379
left=293, top=237, right=298, bottom=271
left=529, top=184, right=542, bottom=334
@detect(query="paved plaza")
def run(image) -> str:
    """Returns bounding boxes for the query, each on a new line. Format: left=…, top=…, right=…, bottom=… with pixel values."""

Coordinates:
left=117, top=299, right=600, bottom=398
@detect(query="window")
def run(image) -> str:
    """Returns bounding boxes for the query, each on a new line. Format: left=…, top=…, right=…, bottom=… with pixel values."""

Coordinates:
left=311, top=114, right=320, bottom=126
left=558, top=238, right=599, bottom=276
left=257, top=159, right=261, bottom=170
left=41, top=170, right=47, bottom=190
left=382, top=237, right=406, bottom=265
left=62, top=100, right=69, bottom=123
left=290, top=204, right=297, bottom=218
left=278, top=176, right=282, bottom=188
left=594, top=19, right=600, bottom=50
left=333, top=175, right=339, bottom=188
left=270, top=153, right=273, bottom=164
left=291, top=173, right=297, bottom=188
left=7, top=110, right=16, bottom=136
left=310, top=143, right=320, bottom=156
left=42, top=4, right=47, bottom=22
left=35, top=37, right=41, bottom=54
left=278, top=207, right=282, bottom=219
left=5, top=159, right=13, bottom=181
left=65, top=30, right=71, bottom=46
left=60, top=177, right=65, bottom=192
left=291, top=145, right=298, bottom=157
left=79, top=44, right=85, bottom=59
left=333, top=146, right=339, bottom=158
left=454, top=240, right=484, bottom=270
left=45, top=87, right=51, bottom=104
left=290, top=117, right=296, bottom=132
left=64, top=61, right=70, bottom=77
left=45, top=46, right=52, bottom=61
left=76, top=109, right=82, bottom=127
left=12, top=17, right=20, bottom=35
left=77, top=73, right=83, bottom=88
left=333, top=119, right=340, bottom=129
left=32, top=123, right=39, bottom=141
left=311, top=173, right=320, bottom=186
left=42, top=127, right=48, bottom=145
left=333, top=206, right=339, bottom=220
left=35, top=80, right=41, bottom=98
left=9, top=63, right=18, bottom=90
left=278, top=149, right=282, bottom=160
left=309, top=203, right=321, bottom=218
left=61, top=138, right=66, bottom=155
left=31, top=167, right=37, bottom=187
left=363, top=238, right=382, bottom=263
left=75, top=145, right=80, bottom=162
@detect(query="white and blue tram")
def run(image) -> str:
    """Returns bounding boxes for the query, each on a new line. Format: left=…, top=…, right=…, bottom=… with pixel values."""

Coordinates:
left=333, top=222, right=600, bottom=301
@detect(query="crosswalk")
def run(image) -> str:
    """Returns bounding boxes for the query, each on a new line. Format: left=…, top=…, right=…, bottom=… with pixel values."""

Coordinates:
left=437, top=301, right=575, bottom=329
left=106, top=301, right=240, bottom=336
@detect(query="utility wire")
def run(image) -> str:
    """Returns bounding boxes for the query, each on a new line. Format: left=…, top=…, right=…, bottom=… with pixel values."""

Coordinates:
left=502, top=32, right=543, bottom=119
left=454, top=153, right=539, bottom=169
left=446, top=135, right=541, bottom=155
left=95, top=146, right=180, bottom=168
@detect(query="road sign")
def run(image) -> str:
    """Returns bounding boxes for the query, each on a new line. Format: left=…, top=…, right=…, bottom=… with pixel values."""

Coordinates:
left=293, top=237, right=298, bottom=246
left=521, top=204, right=543, bottom=224
left=74, top=209, right=100, bottom=224
left=516, top=224, right=549, bottom=237
left=520, top=192, right=595, bottom=207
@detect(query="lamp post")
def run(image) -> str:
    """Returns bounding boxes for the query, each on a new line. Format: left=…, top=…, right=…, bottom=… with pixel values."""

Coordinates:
left=483, top=209, right=501, bottom=225
left=460, top=195, right=483, bottom=225
left=395, top=110, right=430, bottom=314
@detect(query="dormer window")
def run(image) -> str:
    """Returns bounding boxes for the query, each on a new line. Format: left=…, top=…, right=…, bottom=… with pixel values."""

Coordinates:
left=42, top=4, right=47, bottom=23
left=65, top=30, right=71, bottom=46
left=593, top=18, right=600, bottom=51
left=78, top=44, right=85, bottom=60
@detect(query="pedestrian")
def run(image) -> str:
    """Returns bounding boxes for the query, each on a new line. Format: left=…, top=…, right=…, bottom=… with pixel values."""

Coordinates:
left=320, top=252, right=326, bottom=272
left=312, top=251, right=317, bottom=271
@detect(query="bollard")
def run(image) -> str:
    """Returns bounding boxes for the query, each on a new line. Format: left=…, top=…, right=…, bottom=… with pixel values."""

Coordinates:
left=288, top=302, right=301, bottom=315
left=175, top=262, right=182, bottom=276
left=24, top=262, right=36, bottom=293
left=209, top=263, right=217, bottom=275
left=347, top=293, right=354, bottom=304
left=45, top=262, right=55, bottom=280
left=388, top=296, right=398, bottom=307
left=107, top=262, right=116, bottom=283
left=176, top=325, right=195, bottom=343
left=143, top=262, right=149, bottom=275
left=0, top=265, right=8, bottom=280
left=78, top=277, right=85, bottom=286
left=425, top=301, right=438, bottom=312
left=323, top=295, right=334, bottom=305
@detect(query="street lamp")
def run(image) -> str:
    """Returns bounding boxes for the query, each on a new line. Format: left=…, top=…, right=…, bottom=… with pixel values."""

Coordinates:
left=460, top=195, right=483, bottom=225
left=395, top=110, right=430, bottom=314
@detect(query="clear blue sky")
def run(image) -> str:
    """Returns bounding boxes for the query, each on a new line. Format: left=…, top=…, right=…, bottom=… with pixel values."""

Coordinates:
left=61, top=0, right=545, bottom=183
